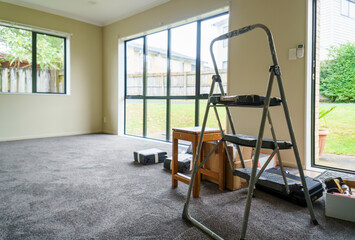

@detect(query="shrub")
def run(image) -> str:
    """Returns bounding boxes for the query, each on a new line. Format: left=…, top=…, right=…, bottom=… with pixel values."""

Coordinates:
left=320, top=42, right=355, bottom=103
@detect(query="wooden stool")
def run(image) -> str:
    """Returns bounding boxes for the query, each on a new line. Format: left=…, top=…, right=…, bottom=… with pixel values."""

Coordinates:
left=172, top=127, right=225, bottom=198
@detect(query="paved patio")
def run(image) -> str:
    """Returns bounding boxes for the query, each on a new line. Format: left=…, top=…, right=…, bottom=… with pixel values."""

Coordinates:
left=318, top=153, right=355, bottom=171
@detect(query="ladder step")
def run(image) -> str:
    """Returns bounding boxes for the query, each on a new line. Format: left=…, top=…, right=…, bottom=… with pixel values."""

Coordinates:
left=210, top=94, right=281, bottom=107
left=223, top=134, right=292, bottom=149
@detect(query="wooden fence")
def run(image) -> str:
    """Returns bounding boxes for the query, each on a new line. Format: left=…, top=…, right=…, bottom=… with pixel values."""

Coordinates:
left=126, top=70, right=227, bottom=96
left=0, top=68, right=64, bottom=93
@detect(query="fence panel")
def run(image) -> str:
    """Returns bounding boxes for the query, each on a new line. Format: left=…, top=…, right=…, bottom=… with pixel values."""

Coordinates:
left=0, top=68, right=56, bottom=93
left=127, top=70, right=227, bottom=96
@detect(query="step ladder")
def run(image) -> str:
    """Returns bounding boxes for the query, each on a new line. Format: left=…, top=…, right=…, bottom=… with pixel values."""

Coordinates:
left=182, top=24, right=318, bottom=240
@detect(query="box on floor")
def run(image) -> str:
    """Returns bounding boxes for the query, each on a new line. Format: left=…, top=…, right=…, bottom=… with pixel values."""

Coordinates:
left=325, top=180, right=355, bottom=222
left=202, top=141, right=253, bottom=190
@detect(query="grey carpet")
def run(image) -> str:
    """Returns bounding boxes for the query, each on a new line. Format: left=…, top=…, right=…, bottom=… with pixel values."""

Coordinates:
left=0, top=134, right=354, bottom=240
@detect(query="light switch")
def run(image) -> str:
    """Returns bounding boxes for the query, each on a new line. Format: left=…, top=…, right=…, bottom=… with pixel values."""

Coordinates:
left=297, top=44, right=304, bottom=58
left=289, top=48, right=297, bottom=60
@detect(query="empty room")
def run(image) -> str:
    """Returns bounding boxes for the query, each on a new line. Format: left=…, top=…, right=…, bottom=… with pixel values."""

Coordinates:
left=0, top=0, right=354, bottom=239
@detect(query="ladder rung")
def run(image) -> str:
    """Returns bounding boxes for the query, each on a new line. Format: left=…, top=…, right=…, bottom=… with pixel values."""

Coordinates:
left=223, top=134, right=292, bottom=149
left=210, top=94, right=281, bottom=107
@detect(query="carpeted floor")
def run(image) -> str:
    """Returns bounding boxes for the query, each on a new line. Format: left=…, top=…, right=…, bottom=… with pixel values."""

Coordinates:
left=0, top=134, right=354, bottom=240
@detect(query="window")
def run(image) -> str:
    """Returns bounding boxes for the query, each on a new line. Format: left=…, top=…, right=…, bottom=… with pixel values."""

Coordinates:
left=311, top=0, right=355, bottom=173
left=0, top=24, right=67, bottom=94
left=124, top=13, right=229, bottom=141
left=341, top=0, right=355, bottom=18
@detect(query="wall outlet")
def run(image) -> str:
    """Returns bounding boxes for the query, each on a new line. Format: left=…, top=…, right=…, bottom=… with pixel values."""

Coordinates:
left=103, top=117, right=107, bottom=123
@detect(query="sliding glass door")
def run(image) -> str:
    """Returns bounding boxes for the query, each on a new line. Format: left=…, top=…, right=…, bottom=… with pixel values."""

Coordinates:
left=311, top=0, right=355, bottom=172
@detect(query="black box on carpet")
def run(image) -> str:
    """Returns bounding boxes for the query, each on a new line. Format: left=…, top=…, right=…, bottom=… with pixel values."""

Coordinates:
left=255, top=168, right=324, bottom=206
left=163, top=153, right=192, bottom=173
left=134, top=148, right=167, bottom=165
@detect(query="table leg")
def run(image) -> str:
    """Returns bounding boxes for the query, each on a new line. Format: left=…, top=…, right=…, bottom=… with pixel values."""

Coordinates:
left=218, top=141, right=225, bottom=190
left=172, top=136, right=178, bottom=188
left=192, top=135, right=201, bottom=198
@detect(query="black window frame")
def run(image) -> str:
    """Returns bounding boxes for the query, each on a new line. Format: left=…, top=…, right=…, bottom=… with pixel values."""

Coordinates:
left=0, top=24, right=67, bottom=95
left=124, top=12, right=229, bottom=142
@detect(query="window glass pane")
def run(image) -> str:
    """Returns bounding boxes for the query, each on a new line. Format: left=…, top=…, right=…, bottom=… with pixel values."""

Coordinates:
left=36, top=34, right=65, bottom=93
left=0, top=26, right=32, bottom=93
left=170, top=100, right=195, bottom=140
left=147, top=31, right=167, bottom=96
left=349, top=1, right=355, bottom=18
left=170, top=23, right=197, bottom=96
left=341, top=0, right=349, bottom=16
left=199, top=100, right=226, bottom=130
left=125, top=99, right=143, bottom=136
left=126, top=38, right=143, bottom=95
left=147, top=100, right=166, bottom=140
left=200, top=14, right=229, bottom=95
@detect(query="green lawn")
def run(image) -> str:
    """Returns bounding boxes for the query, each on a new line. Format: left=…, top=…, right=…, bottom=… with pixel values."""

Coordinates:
left=125, top=101, right=354, bottom=156
left=319, top=103, right=355, bottom=155
left=125, top=100, right=226, bottom=140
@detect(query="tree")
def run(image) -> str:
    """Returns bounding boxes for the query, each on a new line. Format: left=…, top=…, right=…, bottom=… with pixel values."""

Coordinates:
left=320, top=42, right=355, bottom=103
left=0, top=26, right=64, bottom=70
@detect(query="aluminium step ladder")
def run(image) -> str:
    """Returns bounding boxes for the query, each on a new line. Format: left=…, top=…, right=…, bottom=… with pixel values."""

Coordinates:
left=182, top=24, right=318, bottom=240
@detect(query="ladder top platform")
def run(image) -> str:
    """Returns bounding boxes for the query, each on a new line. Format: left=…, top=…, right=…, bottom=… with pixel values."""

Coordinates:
left=223, top=134, right=293, bottom=149
left=210, top=94, right=282, bottom=107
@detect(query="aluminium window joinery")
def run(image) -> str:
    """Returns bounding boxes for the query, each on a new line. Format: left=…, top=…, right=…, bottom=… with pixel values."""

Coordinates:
left=124, top=13, right=229, bottom=142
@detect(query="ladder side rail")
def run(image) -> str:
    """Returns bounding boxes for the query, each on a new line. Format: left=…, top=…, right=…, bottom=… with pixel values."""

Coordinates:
left=267, top=111, right=290, bottom=194
left=212, top=105, right=237, bottom=170
left=182, top=78, right=225, bottom=240
left=253, top=148, right=278, bottom=184
left=240, top=70, right=275, bottom=240
left=275, top=74, right=318, bottom=224
left=210, top=37, right=245, bottom=167
left=260, top=23, right=317, bottom=222
left=210, top=40, right=237, bottom=135
left=196, top=140, right=223, bottom=172
left=183, top=79, right=216, bottom=217
left=209, top=24, right=278, bottom=170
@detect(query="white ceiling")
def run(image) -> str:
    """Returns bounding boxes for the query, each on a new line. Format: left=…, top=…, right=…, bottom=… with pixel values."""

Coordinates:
left=0, top=0, right=170, bottom=26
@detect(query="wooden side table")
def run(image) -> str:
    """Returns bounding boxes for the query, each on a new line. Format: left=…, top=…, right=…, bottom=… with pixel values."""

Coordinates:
left=172, top=127, right=224, bottom=198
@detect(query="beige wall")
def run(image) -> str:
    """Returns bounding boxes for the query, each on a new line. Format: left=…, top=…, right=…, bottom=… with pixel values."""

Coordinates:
left=0, top=2, right=103, bottom=141
left=228, top=0, right=307, bottom=167
left=103, top=0, right=308, bottom=166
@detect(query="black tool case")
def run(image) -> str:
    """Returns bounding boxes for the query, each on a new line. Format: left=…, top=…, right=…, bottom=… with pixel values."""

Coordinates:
left=134, top=148, right=167, bottom=165
left=163, top=153, right=192, bottom=173
left=236, top=167, right=324, bottom=206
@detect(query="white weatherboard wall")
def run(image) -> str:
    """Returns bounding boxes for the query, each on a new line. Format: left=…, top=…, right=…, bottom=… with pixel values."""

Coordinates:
left=0, top=2, right=103, bottom=141
left=103, top=0, right=309, bottom=167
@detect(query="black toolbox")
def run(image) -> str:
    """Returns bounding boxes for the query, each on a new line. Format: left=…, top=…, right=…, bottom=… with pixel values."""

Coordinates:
left=256, top=168, right=324, bottom=206
left=235, top=167, right=323, bottom=206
